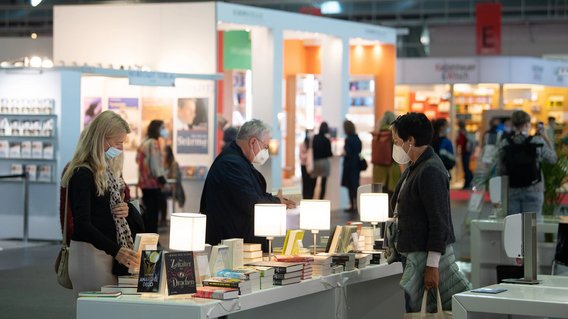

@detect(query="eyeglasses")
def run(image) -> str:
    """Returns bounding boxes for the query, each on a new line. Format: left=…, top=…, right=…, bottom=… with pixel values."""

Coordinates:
left=255, top=138, right=269, bottom=150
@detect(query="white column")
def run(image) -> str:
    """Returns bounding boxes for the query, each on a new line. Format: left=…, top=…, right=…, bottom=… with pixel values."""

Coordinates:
left=321, top=36, right=350, bottom=210
left=251, top=27, right=284, bottom=192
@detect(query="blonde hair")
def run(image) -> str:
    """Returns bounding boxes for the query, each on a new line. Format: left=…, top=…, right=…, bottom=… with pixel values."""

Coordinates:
left=375, top=111, right=396, bottom=132
left=62, top=111, right=131, bottom=196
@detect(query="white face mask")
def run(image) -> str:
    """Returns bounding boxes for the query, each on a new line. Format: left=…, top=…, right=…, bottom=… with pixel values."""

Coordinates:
left=105, top=146, right=122, bottom=160
left=160, top=128, right=169, bottom=139
left=252, top=140, right=270, bottom=165
left=392, top=143, right=411, bottom=165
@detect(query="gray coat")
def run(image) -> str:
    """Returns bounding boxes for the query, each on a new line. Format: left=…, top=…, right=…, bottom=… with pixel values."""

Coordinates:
left=391, top=147, right=456, bottom=254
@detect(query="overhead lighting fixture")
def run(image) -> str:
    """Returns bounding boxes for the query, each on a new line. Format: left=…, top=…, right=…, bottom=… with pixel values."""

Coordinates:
left=30, top=33, right=37, bottom=40
left=420, top=26, right=430, bottom=46
left=30, top=0, right=42, bottom=7
left=29, top=56, right=42, bottom=68
left=41, top=58, right=53, bottom=68
left=321, top=1, right=342, bottom=14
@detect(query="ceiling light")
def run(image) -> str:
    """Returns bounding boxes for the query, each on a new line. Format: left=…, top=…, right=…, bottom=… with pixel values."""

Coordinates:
left=321, top=1, right=342, bottom=14
left=29, top=56, right=42, bottom=68
left=41, top=59, right=53, bottom=68
left=30, top=33, right=37, bottom=40
left=30, top=0, right=42, bottom=7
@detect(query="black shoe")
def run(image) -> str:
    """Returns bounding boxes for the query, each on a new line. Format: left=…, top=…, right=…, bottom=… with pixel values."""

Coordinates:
left=344, top=207, right=353, bottom=213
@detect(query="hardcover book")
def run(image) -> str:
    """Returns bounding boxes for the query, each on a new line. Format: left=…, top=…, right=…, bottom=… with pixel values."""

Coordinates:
left=282, top=230, right=305, bottom=256
left=31, top=141, right=42, bottom=159
left=208, top=245, right=229, bottom=275
left=194, top=286, right=239, bottom=300
left=273, top=276, right=302, bottom=286
left=221, top=238, right=244, bottom=269
left=0, top=140, right=8, bottom=158
left=37, top=165, right=52, bottom=182
left=9, top=141, right=20, bottom=158
left=164, top=251, right=196, bottom=295
left=193, top=250, right=211, bottom=285
left=25, top=164, right=37, bottom=181
left=244, top=261, right=303, bottom=274
left=243, top=250, right=262, bottom=259
left=101, top=284, right=138, bottom=295
left=42, top=142, right=53, bottom=159
left=137, top=250, right=163, bottom=293
left=10, top=164, right=23, bottom=175
left=243, top=243, right=261, bottom=252
left=118, top=275, right=139, bottom=286
left=20, top=141, right=31, bottom=158
left=130, top=233, right=159, bottom=274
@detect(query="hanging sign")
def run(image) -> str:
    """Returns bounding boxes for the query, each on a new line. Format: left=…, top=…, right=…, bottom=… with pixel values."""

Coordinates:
left=476, top=3, right=502, bottom=55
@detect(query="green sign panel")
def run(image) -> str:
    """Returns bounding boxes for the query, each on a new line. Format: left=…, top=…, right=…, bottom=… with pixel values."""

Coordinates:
left=223, top=31, right=251, bottom=70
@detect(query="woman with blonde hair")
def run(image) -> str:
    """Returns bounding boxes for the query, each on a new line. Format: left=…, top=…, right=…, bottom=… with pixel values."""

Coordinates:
left=62, top=110, right=139, bottom=296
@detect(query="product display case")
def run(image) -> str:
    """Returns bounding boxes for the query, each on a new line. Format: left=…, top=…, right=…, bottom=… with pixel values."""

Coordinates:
left=0, top=98, right=57, bottom=183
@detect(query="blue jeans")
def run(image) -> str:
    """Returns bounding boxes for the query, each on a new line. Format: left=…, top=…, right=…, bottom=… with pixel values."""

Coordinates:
left=507, top=190, right=543, bottom=215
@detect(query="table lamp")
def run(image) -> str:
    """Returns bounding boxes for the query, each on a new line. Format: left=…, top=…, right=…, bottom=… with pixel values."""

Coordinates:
left=254, top=203, right=287, bottom=259
left=169, top=212, right=207, bottom=251
left=359, top=193, right=389, bottom=244
left=299, top=199, right=331, bottom=255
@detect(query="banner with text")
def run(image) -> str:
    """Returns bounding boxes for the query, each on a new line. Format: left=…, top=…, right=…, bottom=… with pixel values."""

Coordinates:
left=476, top=3, right=502, bottom=55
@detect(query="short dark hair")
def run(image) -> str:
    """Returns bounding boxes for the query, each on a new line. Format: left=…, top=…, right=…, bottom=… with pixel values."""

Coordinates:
left=343, top=120, right=356, bottom=135
left=319, top=122, right=329, bottom=135
left=147, top=119, right=164, bottom=139
left=511, top=110, right=530, bottom=128
left=391, top=112, right=433, bottom=146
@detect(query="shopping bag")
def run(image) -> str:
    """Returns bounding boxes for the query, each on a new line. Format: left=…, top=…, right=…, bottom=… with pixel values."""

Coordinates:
left=404, top=290, right=451, bottom=319
left=54, top=244, right=73, bottom=289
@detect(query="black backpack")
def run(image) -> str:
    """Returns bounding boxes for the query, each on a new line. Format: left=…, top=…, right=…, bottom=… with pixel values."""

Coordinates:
left=503, top=135, right=543, bottom=188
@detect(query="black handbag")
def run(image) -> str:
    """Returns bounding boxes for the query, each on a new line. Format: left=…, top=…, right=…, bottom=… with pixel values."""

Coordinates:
left=359, top=157, right=368, bottom=171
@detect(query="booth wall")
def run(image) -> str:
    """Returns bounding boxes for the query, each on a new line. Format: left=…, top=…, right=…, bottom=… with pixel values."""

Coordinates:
left=53, top=2, right=216, bottom=74
left=0, top=37, right=52, bottom=61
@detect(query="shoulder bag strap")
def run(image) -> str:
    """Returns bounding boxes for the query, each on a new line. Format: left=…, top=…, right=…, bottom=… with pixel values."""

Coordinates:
left=63, top=188, right=69, bottom=247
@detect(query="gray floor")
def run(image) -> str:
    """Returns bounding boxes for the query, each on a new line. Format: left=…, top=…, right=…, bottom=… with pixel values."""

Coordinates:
left=0, top=200, right=477, bottom=319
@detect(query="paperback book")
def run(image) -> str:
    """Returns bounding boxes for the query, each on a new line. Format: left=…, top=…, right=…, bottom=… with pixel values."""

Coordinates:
left=194, top=286, right=239, bottom=300
left=137, top=250, right=163, bottom=293
left=164, top=251, right=196, bottom=295
left=130, top=233, right=159, bottom=274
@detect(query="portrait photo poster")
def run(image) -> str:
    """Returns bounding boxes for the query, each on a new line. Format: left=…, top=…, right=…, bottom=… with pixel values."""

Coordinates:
left=175, top=97, right=209, bottom=155
left=108, top=97, right=140, bottom=151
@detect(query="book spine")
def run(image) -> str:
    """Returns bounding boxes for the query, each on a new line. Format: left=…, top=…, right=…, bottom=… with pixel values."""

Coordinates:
left=203, top=281, right=241, bottom=289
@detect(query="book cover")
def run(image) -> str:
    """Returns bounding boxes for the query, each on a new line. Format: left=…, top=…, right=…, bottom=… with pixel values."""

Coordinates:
left=336, top=225, right=358, bottom=253
left=25, top=164, right=37, bottom=181
left=208, top=245, right=229, bottom=275
left=202, top=277, right=245, bottom=289
left=10, top=164, right=23, bottom=175
left=31, top=141, right=42, bottom=159
left=221, top=238, right=244, bottom=269
left=164, top=251, right=196, bottom=295
left=217, top=268, right=260, bottom=280
left=130, top=233, right=159, bottom=274
left=9, top=141, right=20, bottom=158
left=327, top=226, right=342, bottom=253
left=20, top=141, right=31, bottom=158
left=194, top=286, right=239, bottom=300
left=137, top=250, right=163, bottom=293
left=0, top=140, right=8, bottom=158
left=37, top=165, right=52, bottom=182
left=282, top=230, right=305, bottom=256
left=193, top=250, right=211, bottom=285
left=42, top=142, right=53, bottom=160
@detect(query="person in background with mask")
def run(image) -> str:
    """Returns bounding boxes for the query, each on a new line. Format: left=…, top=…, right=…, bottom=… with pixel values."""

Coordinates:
left=200, top=119, right=296, bottom=249
left=136, top=119, right=169, bottom=234
left=389, top=112, right=470, bottom=313
left=431, top=118, right=455, bottom=174
left=62, top=111, right=140, bottom=296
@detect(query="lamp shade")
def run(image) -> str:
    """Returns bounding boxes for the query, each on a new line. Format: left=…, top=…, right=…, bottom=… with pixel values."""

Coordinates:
left=299, top=199, right=330, bottom=231
left=359, top=193, right=389, bottom=223
left=254, top=204, right=287, bottom=237
left=169, top=213, right=207, bottom=251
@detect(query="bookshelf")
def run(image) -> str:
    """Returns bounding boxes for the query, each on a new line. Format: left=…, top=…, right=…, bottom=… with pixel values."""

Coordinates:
left=0, top=98, right=57, bottom=183
left=346, top=75, right=375, bottom=178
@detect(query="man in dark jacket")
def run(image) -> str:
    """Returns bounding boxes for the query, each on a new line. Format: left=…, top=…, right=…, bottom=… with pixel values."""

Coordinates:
left=200, top=119, right=295, bottom=248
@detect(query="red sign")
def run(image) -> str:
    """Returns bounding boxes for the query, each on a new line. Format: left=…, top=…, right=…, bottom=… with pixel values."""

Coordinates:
left=476, top=3, right=501, bottom=55
left=299, top=6, right=322, bottom=16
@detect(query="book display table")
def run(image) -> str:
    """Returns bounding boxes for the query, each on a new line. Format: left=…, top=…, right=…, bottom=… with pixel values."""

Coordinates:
left=77, top=263, right=404, bottom=319
left=452, top=275, right=568, bottom=319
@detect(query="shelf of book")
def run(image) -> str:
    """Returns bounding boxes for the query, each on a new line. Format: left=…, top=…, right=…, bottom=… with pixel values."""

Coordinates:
left=77, top=262, right=404, bottom=319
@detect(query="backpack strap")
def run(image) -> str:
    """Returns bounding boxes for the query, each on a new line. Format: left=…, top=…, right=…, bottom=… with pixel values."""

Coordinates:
left=63, top=188, right=69, bottom=247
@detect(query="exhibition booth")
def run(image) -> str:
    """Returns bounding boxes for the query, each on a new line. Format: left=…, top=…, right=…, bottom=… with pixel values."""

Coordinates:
left=52, top=1, right=397, bottom=210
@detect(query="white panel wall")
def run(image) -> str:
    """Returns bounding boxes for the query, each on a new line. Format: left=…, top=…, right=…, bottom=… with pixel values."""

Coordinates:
left=321, top=36, right=350, bottom=210
left=0, top=37, right=53, bottom=61
left=53, top=2, right=216, bottom=74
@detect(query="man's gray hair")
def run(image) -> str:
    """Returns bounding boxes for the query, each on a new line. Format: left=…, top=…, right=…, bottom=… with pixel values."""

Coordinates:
left=237, top=119, right=271, bottom=141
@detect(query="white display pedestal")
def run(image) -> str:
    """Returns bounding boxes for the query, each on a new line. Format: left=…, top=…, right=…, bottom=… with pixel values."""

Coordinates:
left=452, top=275, right=568, bottom=319
left=77, top=263, right=404, bottom=319
left=470, top=219, right=558, bottom=288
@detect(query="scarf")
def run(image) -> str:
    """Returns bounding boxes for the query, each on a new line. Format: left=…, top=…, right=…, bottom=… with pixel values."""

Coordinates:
left=106, top=167, right=134, bottom=249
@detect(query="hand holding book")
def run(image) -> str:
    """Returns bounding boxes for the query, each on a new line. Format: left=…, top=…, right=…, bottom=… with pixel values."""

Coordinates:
left=116, top=247, right=139, bottom=268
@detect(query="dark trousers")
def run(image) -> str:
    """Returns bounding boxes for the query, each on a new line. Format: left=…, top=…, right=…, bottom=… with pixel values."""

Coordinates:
left=314, top=176, right=327, bottom=199
left=462, top=152, right=473, bottom=189
left=141, top=188, right=164, bottom=234
left=301, top=165, right=315, bottom=199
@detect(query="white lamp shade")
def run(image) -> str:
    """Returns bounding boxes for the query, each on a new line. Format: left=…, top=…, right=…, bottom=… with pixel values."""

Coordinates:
left=360, top=193, right=389, bottom=223
left=299, top=200, right=330, bottom=231
left=169, top=213, right=207, bottom=251
left=254, top=204, right=287, bottom=237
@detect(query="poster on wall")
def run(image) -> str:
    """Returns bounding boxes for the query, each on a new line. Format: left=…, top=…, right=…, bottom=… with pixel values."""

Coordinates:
left=83, top=97, right=102, bottom=128
left=175, top=98, right=209, bottom=154
left=141, top=97, right=173, bottom=146
left=108, top=97, right=140, bottom=151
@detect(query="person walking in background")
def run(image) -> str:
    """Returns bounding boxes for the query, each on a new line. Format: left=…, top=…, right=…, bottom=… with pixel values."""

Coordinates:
left=480, top=117, right=501, bottom=171
left=222, top=126, right=238, bottom=152
left=547, top=116, right=557, bottom=147
left=497, top=110, right=557, bottom=216
left=431, top=118, right=456, bottom=175
left=456, top=120, right=473, bottom=189
left=341, top=120, right=362, bottom=213
left=371, top=111, right=400, bottom=198
left=161, top=145, right=185, bottom=225
left=388, top=112, right=470, bottom=313
left=299, top=129, right=315, bottom=199
left=311, top=122, right=333, bottom=199
left=136, top=120, right=168, bottom=234
left=62, top=111, right=140, bottom=296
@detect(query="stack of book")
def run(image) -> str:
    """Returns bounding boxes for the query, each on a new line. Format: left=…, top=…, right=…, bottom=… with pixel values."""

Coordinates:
left=242, top=243, right=263, bottom=264
left=245, top=261, right=303, bottom=286
left=242, top=265, right=274, bottom=290
left=354, top=253, right=371, bottom=269
left=360, top=227, right=375, bottom=251
left=216, top=268, right=261, bottom=292
left=194, top=286, right=239, bottom=300
left=332, top=253, right=356, bottom=272
left=221, top=238, right=244, bottom=269
left=311, top=254, right=333, bottom=277
left=101, top=275, right=139, bottom=295
left=361, top=250, right=382, bottom=265
left=202, top=277, right=252, bottom=295
left=274, top=255, right=314, bottom=280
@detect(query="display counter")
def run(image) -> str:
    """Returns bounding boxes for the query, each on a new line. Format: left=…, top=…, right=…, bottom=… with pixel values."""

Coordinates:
left=452, top=275, right=568, bottom=319
left=77, top=262, right=404, bottom=319
left=470, top=218, right=558, bottom=288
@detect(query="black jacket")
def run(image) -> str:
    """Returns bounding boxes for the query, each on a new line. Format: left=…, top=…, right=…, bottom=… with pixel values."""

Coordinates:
left=391, top=147, right=455, bottom=254
left=200, top=141, right=280, bottom=248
